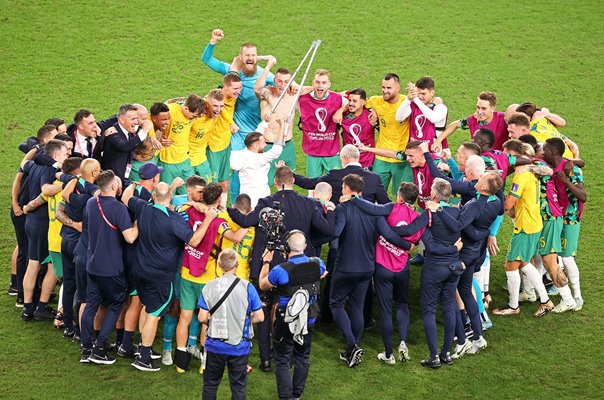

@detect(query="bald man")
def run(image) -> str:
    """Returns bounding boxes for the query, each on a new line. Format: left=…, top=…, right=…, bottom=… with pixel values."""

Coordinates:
left=123, top=181, right=218, bottom=372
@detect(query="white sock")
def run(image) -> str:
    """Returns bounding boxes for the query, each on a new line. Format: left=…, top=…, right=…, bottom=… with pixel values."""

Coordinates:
left=58, top=284, right=64, bottom=309
left=177, top=347, right=187, bottom=352
left=506, top=270, right=521, bottom=309
left=482, top=252, right=491, bottom=292
left=473, top=270, right=483, bottom=292
left=522, top=263, right=549, bottom=303
left=220, top=193, right=228, bottom=208
left=562, top=256, right=581, bottom=298
left=558, top=256, right=564, bottom=270
left=520, top=269, right=534, bottom=294
left=557, top=285, right=574, bottom=303
left=533, top=255, right=544, bottom=274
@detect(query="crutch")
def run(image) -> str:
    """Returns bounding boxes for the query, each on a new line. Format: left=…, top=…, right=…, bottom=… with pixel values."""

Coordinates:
left=283, top=40, right=321, bottom=135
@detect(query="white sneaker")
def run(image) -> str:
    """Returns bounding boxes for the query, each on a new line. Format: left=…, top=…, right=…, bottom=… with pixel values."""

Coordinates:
left=377, top=352, right=396, bottom=365
left=187, top=345, right=202, bottom=360
left=397, top=341, right=410, bottom=362
left=518, top=291, right=537, bottom=302
left=161, top=350, right=173, bottom=366
left=469, top=336, right=488, bottom=354
left=553, top=299, right=576, bottom=313
left=451, top=340, right=473, bottom=359
left=574, top=297, right=584, bottom=311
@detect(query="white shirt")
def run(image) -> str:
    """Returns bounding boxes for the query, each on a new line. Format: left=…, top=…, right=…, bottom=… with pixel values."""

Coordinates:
left=230, top=144, right=284, bottom=207
left=118, top=123, right=147, bottom=141
left=75, top=130, right=96, bottom=157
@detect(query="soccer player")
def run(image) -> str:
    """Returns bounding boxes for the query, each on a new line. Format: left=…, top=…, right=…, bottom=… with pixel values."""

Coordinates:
left=207, top=73, right=244, bottom=206
left=432, top=91, right=508, bottom=152
left=364, top=73, right=412, bottom=193
left=543, top=138, right=587, bottom=311
left=255, top=60, right=297, bottom=183
left=123, top=182, right=218, bottom=371
left=157, top=94, right=205, bottom=195
left=515, top=102, right=578, bottom=159
left=190, top=89, right=225, bottom=184
left=20, top=140, right=69, bottom=321
left=80, top=171, right=138, bottom=365
left=298, top=69, right=346, bottom=177
left=198, top=249, right=264, bottom=400
left=220, top=194, right=255, bottom=281
left=201, top=29, right=274, bottom=199
left=493, top=162, right=555, bottom=317
left=230, top=116, right=285, bottom=208
left=506, top=112, right=532, bottom=139
left=340, top=88, right=375, bottom=167
left=396, top=76, right=448, bottom=150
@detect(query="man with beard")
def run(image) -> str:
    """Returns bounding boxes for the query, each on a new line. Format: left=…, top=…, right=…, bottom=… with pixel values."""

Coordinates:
left=339, top=88, right=375, bottom=168
left=202, top=28, right=275, bottom=199
left=255, top=60, right=297, bottom=183
left=230, top=116, right=285, bottom=207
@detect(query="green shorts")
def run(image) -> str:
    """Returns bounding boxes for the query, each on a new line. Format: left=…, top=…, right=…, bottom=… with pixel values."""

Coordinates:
left=559, top=221, right=581, bottom=257
left=192, top=160, right=213, bottom=184
left=130, top=156, right=159, bottom=182
left=507, top=230, right=540, bottom=262
left=372, top=158, right=413, bottom=195
left=306, top=154, right=341, bottom=178
left=538, top=217, right=563, bottom=255
left=180, top=278, right=204, bottom=311
left=49, top=251, right=63, bottom=278
left=158, top=159, right=193, bottom=195
left=266, top=140, right=297, bottom=184
left=207, top=146, right=231, bottom=182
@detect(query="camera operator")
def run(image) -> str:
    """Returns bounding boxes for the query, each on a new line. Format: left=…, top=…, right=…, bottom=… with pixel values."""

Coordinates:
left=259, top=231, right=327, bottom=400
left=227, top=165, right=336, bottom=372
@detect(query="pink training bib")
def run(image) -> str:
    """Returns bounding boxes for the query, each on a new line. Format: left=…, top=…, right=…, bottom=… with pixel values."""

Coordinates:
left=299, top=92, right=342, bottom=157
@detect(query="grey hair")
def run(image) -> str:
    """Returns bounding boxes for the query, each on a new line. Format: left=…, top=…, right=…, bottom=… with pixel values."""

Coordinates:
left=466, top=155, right=486, bottom=176
left=287, top=231, right=306, bottom=252
left=340, top=144, right=360, bottom=161
left=314, top=182, right=332, bottom=196
left=431, top=177, right=452, bottom=202
left=118, top=103, right=138, bottom=116
left=218, top=248, right=239, bottom=271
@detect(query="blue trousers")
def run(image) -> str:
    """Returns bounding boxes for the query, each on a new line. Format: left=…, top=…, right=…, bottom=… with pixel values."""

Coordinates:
left=420, top=263, right=459, bottom=358
left=60, top=238, right=78, bottom=330
left=455, top=251, right=482, bottom=341
left=330, top=271, right=372, bottom=348
left=203, top=351, right=248, bottom=400
left=10, top=210, right=27, bottom=298
left=374, top=263, right=410, bottom=356
left=80, top=273, right=126, bottom=349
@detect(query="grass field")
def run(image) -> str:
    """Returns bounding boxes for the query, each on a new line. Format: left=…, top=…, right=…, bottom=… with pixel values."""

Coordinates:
left=1, top=1, right=603, bottom=399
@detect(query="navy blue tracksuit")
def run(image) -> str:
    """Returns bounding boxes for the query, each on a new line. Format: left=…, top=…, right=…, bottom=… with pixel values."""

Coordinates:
left=391, top=207, right=462, bottom=359
left=330, top=200, right=410, bottom=349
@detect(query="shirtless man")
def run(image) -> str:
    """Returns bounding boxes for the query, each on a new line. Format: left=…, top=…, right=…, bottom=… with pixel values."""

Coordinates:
left=254, top=58, right=297, bottom=184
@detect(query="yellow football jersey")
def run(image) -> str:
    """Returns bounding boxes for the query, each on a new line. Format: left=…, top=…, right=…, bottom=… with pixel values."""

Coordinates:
left=47, top=181, right=63, bottom=252
left=189, top=116, right=214, bottom=166
left=219, top=211, right=255, bottom=281
left=209, top=96, right=236, bottom=152
left=160, top=103, right=194, bottom=164
left=530, top=117, right=573, bottom=159
left=509, top=170, right=543, bottom=234
left=366, top=96, right=410, bottom=162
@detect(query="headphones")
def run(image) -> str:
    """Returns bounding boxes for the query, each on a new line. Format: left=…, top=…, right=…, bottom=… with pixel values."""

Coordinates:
left=283, top=229, right=305, bottom=254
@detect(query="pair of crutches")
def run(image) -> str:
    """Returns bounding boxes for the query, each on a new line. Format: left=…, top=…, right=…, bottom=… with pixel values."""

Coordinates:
left=257, top=40, right=321, bottom=134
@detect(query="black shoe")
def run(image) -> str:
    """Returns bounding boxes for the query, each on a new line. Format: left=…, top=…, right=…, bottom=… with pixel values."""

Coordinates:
left=34, top=306, right=56, bottom=321
left=439, top=352, right=453, bottom=365
left=132, top=356, right=160, bottom=372
left=260, top=360, right=271, bottom=372
left=8, top=285, right=18, bottom=296
left=21, top=309, right=34, bottom=321
left=63, top=327, right=76, bottom=339
left=348, top=346, right=364, bottom=368
left=73, top=332, right=81, bottom=344
left=80, top=348, right=92, bottom=363
left=117, top=345, right=136, bottom=358
left=88, top=347, right=116, bottom=365
left=421, top=356, right=442, bottom=369
left=105, top=342, right=117, bottom=352
left=364, top=319, right=377, bottom=330
left=15, top=297, right=24, bottom=308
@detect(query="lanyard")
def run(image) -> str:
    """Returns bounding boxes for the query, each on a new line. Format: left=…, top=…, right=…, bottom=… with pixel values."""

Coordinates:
left=96, top=198, right=118, bottom=230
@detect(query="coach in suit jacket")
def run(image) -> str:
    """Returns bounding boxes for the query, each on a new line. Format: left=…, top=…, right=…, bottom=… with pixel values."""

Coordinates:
left=101, top=104, right=150, bottom=184
left=67, top=109, right=118, bottom=160
left=293, top=144, right=390, bottom=205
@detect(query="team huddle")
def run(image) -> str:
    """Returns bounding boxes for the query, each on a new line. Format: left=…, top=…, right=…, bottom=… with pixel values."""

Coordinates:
left=8, top=28, right=587, bottom=399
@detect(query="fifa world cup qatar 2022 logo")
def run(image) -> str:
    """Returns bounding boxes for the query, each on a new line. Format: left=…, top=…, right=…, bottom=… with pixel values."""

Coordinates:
left=315, top=107, right=328, bottom=132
